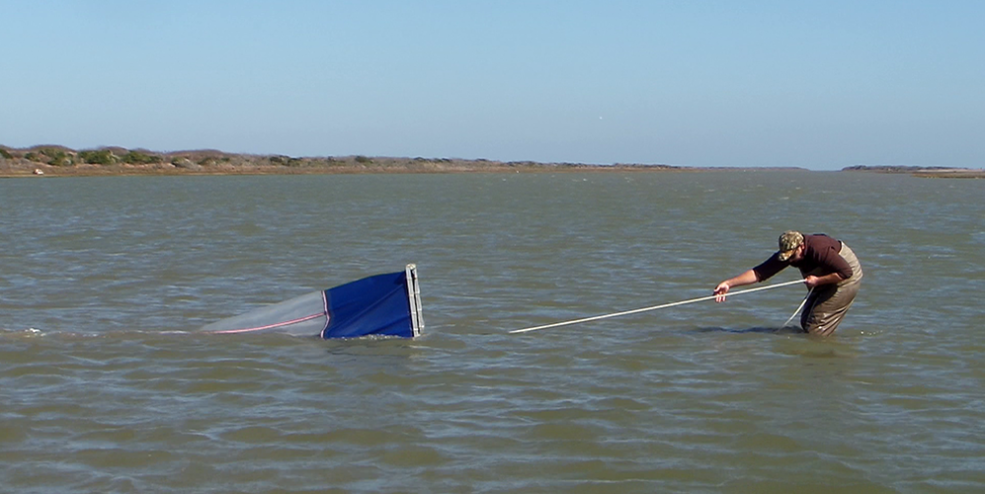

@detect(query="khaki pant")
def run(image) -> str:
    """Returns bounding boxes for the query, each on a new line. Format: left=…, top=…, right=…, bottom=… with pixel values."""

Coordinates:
left=800, top=242, right=862, bottom=336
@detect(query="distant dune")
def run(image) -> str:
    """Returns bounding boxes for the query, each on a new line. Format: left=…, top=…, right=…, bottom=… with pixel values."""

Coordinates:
left=0, top=144, right=703, bottom=177
left=2, top=144, right=979, bottom=177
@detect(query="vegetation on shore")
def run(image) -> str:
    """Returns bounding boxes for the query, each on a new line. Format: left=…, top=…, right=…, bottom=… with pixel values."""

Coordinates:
left=842, top=165, right=985, bottom=179
left=1, top=144, right=980, bottom=178
left=0, top=144, right=686, bottom=177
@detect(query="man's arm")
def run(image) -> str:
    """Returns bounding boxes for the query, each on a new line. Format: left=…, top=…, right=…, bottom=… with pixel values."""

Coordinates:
left=804, top=272, right=844, bottom=288
left=714, top=269, right=760, bottom=302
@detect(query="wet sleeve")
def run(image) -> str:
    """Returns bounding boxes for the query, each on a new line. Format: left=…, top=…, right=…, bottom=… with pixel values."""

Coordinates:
left=752, top=253, right=787, bottom=282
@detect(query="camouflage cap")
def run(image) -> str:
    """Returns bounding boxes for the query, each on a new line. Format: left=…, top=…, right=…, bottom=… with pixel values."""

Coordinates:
left=777, top=231, right=804, bottom=261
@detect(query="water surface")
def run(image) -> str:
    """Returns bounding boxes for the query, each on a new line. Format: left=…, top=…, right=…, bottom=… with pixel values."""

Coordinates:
left=1, top=172, right=983, bottom=493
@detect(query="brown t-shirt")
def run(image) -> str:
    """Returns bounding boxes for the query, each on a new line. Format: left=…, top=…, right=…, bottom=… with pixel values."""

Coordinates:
left=753, top=234, right=853, bottom=282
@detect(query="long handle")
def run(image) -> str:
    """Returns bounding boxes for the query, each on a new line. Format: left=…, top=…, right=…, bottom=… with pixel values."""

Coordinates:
left=509, top=279, right=806, bottom=334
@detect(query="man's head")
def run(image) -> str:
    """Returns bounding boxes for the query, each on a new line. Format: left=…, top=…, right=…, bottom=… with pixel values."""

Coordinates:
left=777, top=231, right=804, bottom=261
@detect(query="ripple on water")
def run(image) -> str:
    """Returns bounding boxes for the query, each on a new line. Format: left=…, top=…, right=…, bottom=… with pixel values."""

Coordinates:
left=1, top=173, right=984, bottom=492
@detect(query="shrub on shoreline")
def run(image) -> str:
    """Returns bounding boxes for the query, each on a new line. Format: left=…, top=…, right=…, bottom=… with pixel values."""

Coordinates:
left=122, top=150, right=163, bottom=164
left=79, top=149, right=116, bottom=165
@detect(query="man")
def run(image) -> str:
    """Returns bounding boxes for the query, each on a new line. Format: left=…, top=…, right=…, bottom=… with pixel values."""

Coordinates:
left=713, top=231, right=862, bottom=336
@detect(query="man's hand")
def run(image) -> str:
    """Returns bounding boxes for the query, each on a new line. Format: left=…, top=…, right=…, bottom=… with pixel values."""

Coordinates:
left=713, top=282, right=730, bottom=302
left=804, top=273, right=843, bottom=288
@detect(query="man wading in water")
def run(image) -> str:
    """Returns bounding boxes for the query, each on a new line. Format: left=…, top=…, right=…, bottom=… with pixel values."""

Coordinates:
left=713, top=231, right=863, bottom=336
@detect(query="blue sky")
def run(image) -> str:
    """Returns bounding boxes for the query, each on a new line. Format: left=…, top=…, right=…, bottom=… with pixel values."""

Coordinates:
left=1, top=1, right=982, bottom=169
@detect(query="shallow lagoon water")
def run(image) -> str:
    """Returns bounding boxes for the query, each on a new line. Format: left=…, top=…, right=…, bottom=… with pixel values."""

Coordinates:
left=1, top=171, right=983, bottom=493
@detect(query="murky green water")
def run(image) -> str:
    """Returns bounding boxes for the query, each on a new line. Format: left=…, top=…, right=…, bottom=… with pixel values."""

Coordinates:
left=1, top=172, right=983, bottom=493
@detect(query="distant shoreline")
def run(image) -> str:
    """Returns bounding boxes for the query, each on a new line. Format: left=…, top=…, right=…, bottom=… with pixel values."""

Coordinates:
left=1, top=145, right=981, bottom=178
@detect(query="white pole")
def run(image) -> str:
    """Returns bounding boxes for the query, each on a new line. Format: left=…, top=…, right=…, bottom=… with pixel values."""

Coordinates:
left=509, top=279, right=806, bottom=334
